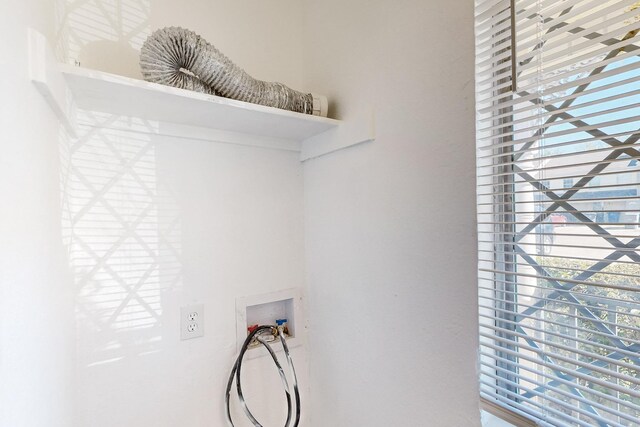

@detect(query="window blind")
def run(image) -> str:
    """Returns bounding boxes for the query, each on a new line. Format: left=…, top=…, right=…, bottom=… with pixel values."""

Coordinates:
left=475, top=1, right=640, bottom=426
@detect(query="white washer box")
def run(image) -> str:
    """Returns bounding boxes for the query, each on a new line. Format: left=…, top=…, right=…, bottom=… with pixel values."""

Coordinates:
left=235, top=288, right=305, bottom=357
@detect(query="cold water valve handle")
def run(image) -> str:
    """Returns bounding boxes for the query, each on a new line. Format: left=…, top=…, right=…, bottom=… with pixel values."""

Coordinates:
left=275, top=318, right=289, bottom=337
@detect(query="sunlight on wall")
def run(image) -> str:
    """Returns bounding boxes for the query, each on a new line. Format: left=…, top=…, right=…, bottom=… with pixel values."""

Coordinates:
left=54, top=0, right=150, bottom=77
left=55, top=1, right=169, bottom=367
left=61, top=112, right=181, bottom=368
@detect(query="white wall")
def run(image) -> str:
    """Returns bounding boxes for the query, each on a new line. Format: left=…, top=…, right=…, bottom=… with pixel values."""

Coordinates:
left=0, top=1, right=76, bottom=426
left=1, top=0, right=481, bottom=425
left=55, top=0, right=306, bottom=88
left=301, top=1, right=481, bottom=426
left=51, top=1, right=311, bottom=426
left=66, top=116, right=308, bottom=426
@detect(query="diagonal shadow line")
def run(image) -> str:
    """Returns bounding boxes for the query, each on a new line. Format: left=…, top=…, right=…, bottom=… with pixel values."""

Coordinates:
left=498, top=33, right=640, bottom=229
left=490, top=5, right=640, bottom=418
left=516, top=6, right=575, bottom=70
left=105, top=261, right=161, bottom=325
left=104, top=133, right=185, bottom=264
left=524, top=332, right=640, bottom=403
left=158, top=216, right=182, bottom=263
left=526, top=100, right=640, bottom=159
left=76, top=230, right=162, bottom=329
left=500, top=135, right=640, bottom=191
left=82, top=261, right=163, bottom=332
left=511, top=27, right=640, bottom=140
left=519, top=9, right=640, bottom=58
left=70, top=113, right=122, bottom=154
left=541, top=349, right=640, bottom=394
left=89, top=197, right=163, bottom=280
left=513, top=166, right=640, bottom=264
left=92, top=125, right=181, bottom=263
left=513, top=247, right=635, bottom=353
left=70, top=144, right=157, bottom=252
left=511, top=328, right=613, bottom=423
left=71, top=140, right=155, bottom=224
left=510, top=99, right=640, bottom=167
left=71, top=135, right=181, bottom=321
left=93, top=0, right=124, bottom=37
left=512, top=138, right=640, bottom=242
left=512, top=251, right=640, bottom=377
left=73, top=204, right=163, bottom=327
left=72, top=200, right=155, bottom=290
left=491, top=7, right=575, bottom=162
left=122, top=21, right=150, bottom=43
left=72, top=208, right=161, bottom=286
left=572, top=236, right=640, bottom=283
left=511, top=324, right=604, bottom=421
left=71, top=149, right=169, bottom=323
left=99, top=197, right=160, bottom=259
left=522, top=349, right=639, bottom=418
left=96, top=135, right=173, bottom=238
left=490, top=305, right=606, bottom=418
left=101, top=139, right=171, bottom=257
left=73, top=237, right=130, bottom=332
left=97, top=131, right=160, bottom=202
left=100, top=136, right=162, bottom=213
left=515, top=237, right=640, bottom=316
left=73, top=196, right=164, bottom=321
left=505, top=28, right=640, bottom=164
left=483, top=6, right=631, bottom=77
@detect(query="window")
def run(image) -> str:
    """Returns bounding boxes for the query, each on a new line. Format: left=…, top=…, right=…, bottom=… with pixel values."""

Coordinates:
left=476, top=1, right=640, bottom=426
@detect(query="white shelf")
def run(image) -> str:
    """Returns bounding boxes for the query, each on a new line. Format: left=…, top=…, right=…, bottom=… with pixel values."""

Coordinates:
left=62, top=66, right=340, bottom=141
left=29, top=29, right=339, bottom=143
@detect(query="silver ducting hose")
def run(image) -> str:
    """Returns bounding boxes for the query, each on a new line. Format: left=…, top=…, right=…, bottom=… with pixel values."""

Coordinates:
left=140, top=27, right=327, bottom=116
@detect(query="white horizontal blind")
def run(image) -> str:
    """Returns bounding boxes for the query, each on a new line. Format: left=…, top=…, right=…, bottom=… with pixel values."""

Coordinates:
left=476, top=1, right=640, bottom=426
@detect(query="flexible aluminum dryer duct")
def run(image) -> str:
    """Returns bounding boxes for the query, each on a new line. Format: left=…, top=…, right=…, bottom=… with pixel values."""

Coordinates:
left=140, top=27, right=327, bottom=117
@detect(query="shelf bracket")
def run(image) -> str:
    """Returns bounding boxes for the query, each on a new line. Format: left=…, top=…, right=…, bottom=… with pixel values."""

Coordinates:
left=300, top=105, right=375, bottom=161
left=28, top=28, right=77, bottom=137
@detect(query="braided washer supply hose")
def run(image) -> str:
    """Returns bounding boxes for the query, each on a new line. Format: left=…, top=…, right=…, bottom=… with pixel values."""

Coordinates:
left=226, top=325, right=300, bottom=427
left=140, top=27, right=327, bottom=117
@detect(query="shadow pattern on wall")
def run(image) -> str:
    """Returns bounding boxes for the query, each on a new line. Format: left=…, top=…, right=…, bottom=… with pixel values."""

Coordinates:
left=61, top=112, right=182, bottom=368
left=55, top=0, right=150, bottom=77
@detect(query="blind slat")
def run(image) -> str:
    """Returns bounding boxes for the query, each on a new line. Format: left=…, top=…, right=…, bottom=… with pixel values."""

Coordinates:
left=480, top=372, right=629, bottom=427
left=479, top=299, right=640, bottom=345
left=479, top=301, right=640, bottom=343
left=480, top=340, right=640, bottom=399
left=479, top=303, right=640, bottom=353
left=475, top=2, right=640, bottom=423
left=479, top=378, right=618, bottom=427
left=479, top=357, right=640, bottom=421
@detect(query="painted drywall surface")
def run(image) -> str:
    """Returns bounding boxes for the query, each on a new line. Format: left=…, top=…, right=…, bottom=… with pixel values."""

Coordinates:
left=0, top=1, right=76, bottom=426
left=66, top=117, right=308, bottom=427
left=301, top=1, right=481, bottom=426
left=54, top=0, right=306, bottom=90
left=50, top=2, right=310, bottom=425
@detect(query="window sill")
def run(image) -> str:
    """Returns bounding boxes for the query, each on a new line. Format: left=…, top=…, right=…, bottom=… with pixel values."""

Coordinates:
left=481, top=399, right=538, bottom=427
left=482, top=410, right=517, bottom=427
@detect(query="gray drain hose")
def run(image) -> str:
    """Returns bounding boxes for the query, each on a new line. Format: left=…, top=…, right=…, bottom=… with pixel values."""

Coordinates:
left=140, top=27, right=327, bottom=116
left=225, top=325, right=300, bottom=427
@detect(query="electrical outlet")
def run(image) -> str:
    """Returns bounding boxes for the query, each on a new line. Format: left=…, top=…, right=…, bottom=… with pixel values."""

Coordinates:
left=181, top=304, right=204, bottom=340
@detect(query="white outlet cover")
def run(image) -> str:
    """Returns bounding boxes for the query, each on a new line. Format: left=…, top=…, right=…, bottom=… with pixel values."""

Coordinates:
left=181, top=304, right=204, bottom=340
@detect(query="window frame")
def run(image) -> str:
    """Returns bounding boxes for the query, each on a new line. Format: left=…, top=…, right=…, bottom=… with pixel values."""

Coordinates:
left=477, top=1, right=640, bottom=425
